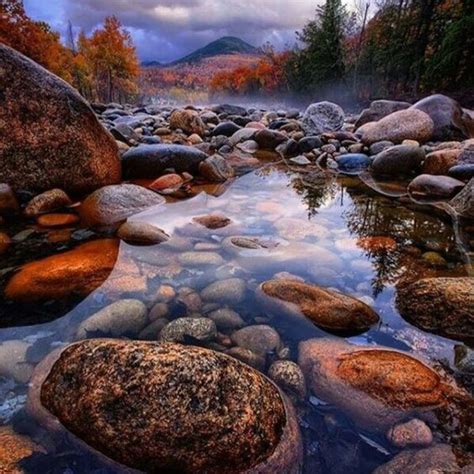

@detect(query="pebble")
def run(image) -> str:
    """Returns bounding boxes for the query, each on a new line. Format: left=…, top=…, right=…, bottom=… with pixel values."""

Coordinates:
left=387, top=419, right=433, bottom=448
left=268, top=360, right=307, bottom=402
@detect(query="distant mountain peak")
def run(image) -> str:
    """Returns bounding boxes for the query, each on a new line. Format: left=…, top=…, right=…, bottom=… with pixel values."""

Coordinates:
left=172, top=36, right=258, bottom=65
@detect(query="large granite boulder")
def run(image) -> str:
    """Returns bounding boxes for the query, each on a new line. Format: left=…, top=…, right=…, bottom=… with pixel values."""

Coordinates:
left=412, top=94, right=474, bottom=141
left=355, top=100, right=411, bottom=128
left=0, top=44, right=120, bottom=194
left=122, top=144, right=208, bottom=179
left=30, top=340, right=302, bottom=473
left=302, top=102, right=345, bottom=135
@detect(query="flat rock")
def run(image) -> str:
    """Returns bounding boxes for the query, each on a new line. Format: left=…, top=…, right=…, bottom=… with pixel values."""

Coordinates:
left=0, top=44, right=120, bottom=193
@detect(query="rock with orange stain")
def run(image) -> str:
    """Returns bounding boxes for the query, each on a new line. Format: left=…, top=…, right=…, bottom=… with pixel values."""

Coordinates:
left=0, top=232, right=11, bottom=255
left=357, top=236, right=397, bottom=252
left=24, top=189, right=72, bottom=218
left=36, top=213, right=79, bottom=228
left=149, top=174, right=183, bottom=192
left=0, top=426, right=44, bottom=473
left=423, top=149, right=461, bottom=175
left=5, top=239, right=119, bottom=302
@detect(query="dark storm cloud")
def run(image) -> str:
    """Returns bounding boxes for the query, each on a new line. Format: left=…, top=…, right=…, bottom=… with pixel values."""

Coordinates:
left=24, top=0, right=320, bottom=63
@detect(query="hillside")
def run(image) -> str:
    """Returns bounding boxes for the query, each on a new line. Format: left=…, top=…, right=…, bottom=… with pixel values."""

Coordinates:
left=172, top=36, right=258, bottom=65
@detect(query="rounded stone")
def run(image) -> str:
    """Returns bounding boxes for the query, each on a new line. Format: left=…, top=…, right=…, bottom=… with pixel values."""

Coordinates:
left=159, top=317, right=217, bottom=343
left=423, top=149, right=461, bottom=175
left=149, top=174, right=183, bottom=192
left=36, top=213, right=79, bottom=228
left=178, top=251, right=224, bottom=267
left=76, top=299, right=148, bottom=340
left=208, top=308, right=245, bottom=330
left=387, top=419, right=433, bottom=448
left=193, top=213, right=232, bottom=229
left=226, top=346, right=266, bottom=371
left=268, top=361, right=307, bottom=402
left=336, top=153, right=371, bottom=175
left=117, top=221, right=169, bottom=245
left=0, top=183, right=20, bottom=216
left=371, top=145, right=425, bottom=177
left=30, top=340, right=302, bottom=473
left=257, top=280, right=379, bottom=334
left=170, top=109, right=206, bottom=136
left=24, top=189, right=72, bottom=217
left=201, top=278, right=246, bottom=304
left=231, top=325, right=281, bottom=356
left=80, top=184, right=165, bottom=227
left=199, top=155, right=235, bottom=182
left=408, top=174, right=465, bottom=199
left=397, top=277, right=474, bottom=342
left=302, top=102, right=345, bottom=135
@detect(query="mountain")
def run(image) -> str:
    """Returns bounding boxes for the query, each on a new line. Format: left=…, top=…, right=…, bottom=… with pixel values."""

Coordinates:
left=172, top=36, right=258, bottom=65
left=141, top=60, right=162, bottom=68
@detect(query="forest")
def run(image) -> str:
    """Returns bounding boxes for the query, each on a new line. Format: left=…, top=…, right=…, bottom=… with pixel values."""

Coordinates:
left=1, top=0, right=472, bottom=104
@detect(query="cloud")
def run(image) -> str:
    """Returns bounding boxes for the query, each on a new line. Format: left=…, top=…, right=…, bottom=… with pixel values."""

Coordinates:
left=24, top=0, right=321, bottom=63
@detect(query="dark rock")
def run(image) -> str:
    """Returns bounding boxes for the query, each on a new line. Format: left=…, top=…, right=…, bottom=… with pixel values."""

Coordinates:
left=450, top=178, right=473, bottom=219
left=24, top=189, right=72, bottom=217
left=279, top=139, right=300, bottom=158
left=355, top=100, right=411, bottom=128
left=255, top=129, right=287, bottom=150
left=211, top=121, right=241, bottom=137
left=298, top=136, right=323, bottom=153
left=449, top=164, right=474, bottom=181
left=412, top=94, right=474, bottom=141
left=0, top=43, right=120, bottom=193
left=371, top=145, right=424, bottom=177
left=336, top=153, right=371, bottom=175
left=212, top=104, right=248, bottom=116
left=0, top=183, right=19, bottom=216
left=122, top=144, right=208, bottom=179
left=369, top=141, right=394, bottom=155
left=31, top=340, right=302, bottom=473
left=397, top=277, right=474, bottom=342
left=408, top=174, right=465, bottom=199
left=110, top=123, right=141, bottom=144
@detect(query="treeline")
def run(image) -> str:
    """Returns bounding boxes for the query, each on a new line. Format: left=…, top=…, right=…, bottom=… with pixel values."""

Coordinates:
left=0, top=0, right=139, bottom=103
left=211, top=0, right=473, bottom=103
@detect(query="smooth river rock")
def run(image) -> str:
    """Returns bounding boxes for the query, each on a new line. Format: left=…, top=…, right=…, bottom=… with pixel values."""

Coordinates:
left=30, top=340, right=302, bottom=473
left=408, top=174, right=465, bottom=199
left=0, top=44, right=120, bottom=193
left=371, top=145, right=424, bottom=177
left=302, top=102, right=345, bottom=135
left=257, top=280, right=379, bottom=334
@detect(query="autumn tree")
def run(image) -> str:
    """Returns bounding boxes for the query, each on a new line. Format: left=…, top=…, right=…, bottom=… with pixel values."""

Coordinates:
left=78, top=16, right=139, bottom=103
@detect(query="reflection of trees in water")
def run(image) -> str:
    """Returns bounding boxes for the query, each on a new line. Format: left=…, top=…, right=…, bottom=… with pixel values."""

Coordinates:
left=291, top=171, right=339, bottom=219
left=342, top=186, right=457, bottom=297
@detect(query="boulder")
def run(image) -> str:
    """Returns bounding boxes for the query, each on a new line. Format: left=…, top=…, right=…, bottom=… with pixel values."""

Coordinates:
left=30, top=340, right=302, bottom=473
left=361, top=109, right=434, bottom=145
left=169, top=109, right=206, bottom=136
left=302, top=102, right=345, bottom=135
left=450, top=178, right=473, bottom=218
left=412, top=94, right=474, bottom=141
left=257, top=280, right=379, bottom=334
left=298, top=338, right=448, bottom=431
left=5, top=239, right=119, bottom=302
left=397, top=277, right=474, bottom=342
left=122, top=144, right=208, bottom=179
left=0, top=44, right=120, bottom=193
left=371, top=145, right=424, bottom=177
left=408, top=174, right=465, bottom=199
left=80, top=184, right=165, bottom=227
left=422, top=149, right=461, bottom=175
left=355, top=100, right=411, bottom=128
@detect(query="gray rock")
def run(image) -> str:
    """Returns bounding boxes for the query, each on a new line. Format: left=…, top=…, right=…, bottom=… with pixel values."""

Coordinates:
left=356, top=100, right=411, bottom=128
left=408, top=174, right=465, bottom=199
left=226, top=347, right=265, bottom=370
left=199, top=155, right=235, bottom=182
left=208, top=308, right=245, bottom=330
left=268, top=361, right=306, bottom=402
left=0, top=340, right=33, bottom=383
left=231, top=325, right=281, bottom=356
left=178, top=252, right=224, bottom=267
left=117, top=221, right=169, bottom=245
left=201, top=278, right=246, bottom=304
left=76, top=299, right=148, bottom=339
left=160, top=317, right=217, bottom=343
left=371, top=145, right=424, bottom=176
left=302, top=102, right=345, bottom=135
left=369, top=141, right=394, bottom=156
left=454, top=345, right=474, bottom=373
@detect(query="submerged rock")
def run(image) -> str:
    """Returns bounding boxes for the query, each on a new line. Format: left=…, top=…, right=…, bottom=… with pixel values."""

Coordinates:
left=361, top=109, right=434, bottom=145
left=397, top=277, right=474, bottom=342
left=201, top=278, right=246, bottom=304
left=159, top=317, right=217, bottom=343
left=257, top=280, right=379, bottom=334
left=302, top=102, right=345, bottom=135
left=268, top=361, right=307, bottom=403
left=117, top=221, right=169, bottom=245
left=408, top=174, right=465, bottom=199
left=298, top=338, right=449, bottom=431
left=122, top=144, right=208, bottom=179
left=193, top=213, right=232, bottom=229
left=5, top=239, right=118, bottom=302
left=31, top=340, right=302, bottom=473
left=0, top=426, right=44, bottom=473
left=371, top=145, right=424, bottom=177
left=387, top=419, right=433, bottom=448
left=450, top=178, right=473, bottom=219
left=336, top=153, right=371, bottom=175
left=80, top=184, right=165, bottom=227
left=231, top=325, right=282, bottom=356
left=0, top=44, right=120, bottom=193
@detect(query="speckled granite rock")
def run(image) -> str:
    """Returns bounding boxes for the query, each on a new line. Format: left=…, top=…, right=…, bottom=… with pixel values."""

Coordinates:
left=29, top=340, right=302, bottom=473
left=257, top=280, right=379, bottom=334
left=0, top=427, right=44, bottom=473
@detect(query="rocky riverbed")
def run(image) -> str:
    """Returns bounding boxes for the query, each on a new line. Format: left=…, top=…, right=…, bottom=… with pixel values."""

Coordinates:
left=0, top=44, right=473, bottom=473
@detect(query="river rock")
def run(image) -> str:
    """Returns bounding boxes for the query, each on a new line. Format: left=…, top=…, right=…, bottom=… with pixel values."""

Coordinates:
left=0, top=183, right=19, bottom=215
left=199, top=155, right=235, bottom=182
left=226, top=347, right=266, bottom=371
left=170, top=109, right=206, bottom=136
left=5, top=239, right=118, bottom=302
left=178, top=252, right=224, bottom=267
left=397, top=277, right=474, bottom=342
left=361, top=109, right=434, bottom=145
left=355, top=100, right=411, bottom=128
left=0, top=44, right=120, bottom=193
left=32, top=340, right=302, bottom=473
left=302, top=102, right=345, bottom=135
left=412, top=94, right=474, bottom=141
left=24, top=189, right=72, bottom=217
left=0, top=340, right=33, bottom=383
left=448, top=164, right=474, bottom=180
left=122, top=144, right=208, bottom=179
left=254, top=129, right=287, bottom=150
left=371, top=145, right=424, bottom=176
left=422, top=149, right=461, bottom=175
left=336, top=153, right=371, bottom=175
left=0, top=427, right=44, bottom=473
left=408, top=174, right=465, bottom=199
left=212, top=121, right=241, bottom=137
left=201, top=278, right=246, bottom=304
left=257, top=280, right=379, bottom=334
left=387, top=419, right=433, bottom=448
left=450, top=178, right=473, bottom=219
left=193, top=213, right=232, bottom=229
left=374, top=444, right=473, bottom=474
left=231, top=325, right=281, bottom=356
left=208, top=308, right=245, bottom=330
left=36, top=213, right=79, bottom=228
left=160, top=317, right=217, bottom=343
left=298, top=338, right=448, bottom=431
left=149, top=174, right=183, bottom=192
left=80, top=184, right=165, bottom=227
left=212, top=104, right=247, bottom=116
left=117, top=221, right=169, bottom=245
left=76, top=299, right=148, bottom=339
left=268, top=361, right=306, bottom=403
left=0, top=232, right=11, bottom=255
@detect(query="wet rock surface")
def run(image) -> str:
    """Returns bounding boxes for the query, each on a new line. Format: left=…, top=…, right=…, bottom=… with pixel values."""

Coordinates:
left=35, top=339, right=301, bottom=473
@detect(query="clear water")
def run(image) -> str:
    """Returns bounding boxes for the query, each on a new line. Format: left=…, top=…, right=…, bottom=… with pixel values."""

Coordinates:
left=0, top=164, right=471, bottom=473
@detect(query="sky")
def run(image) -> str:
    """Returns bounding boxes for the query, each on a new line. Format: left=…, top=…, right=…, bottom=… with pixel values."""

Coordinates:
left=23, top=0, right=324, bottom=63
